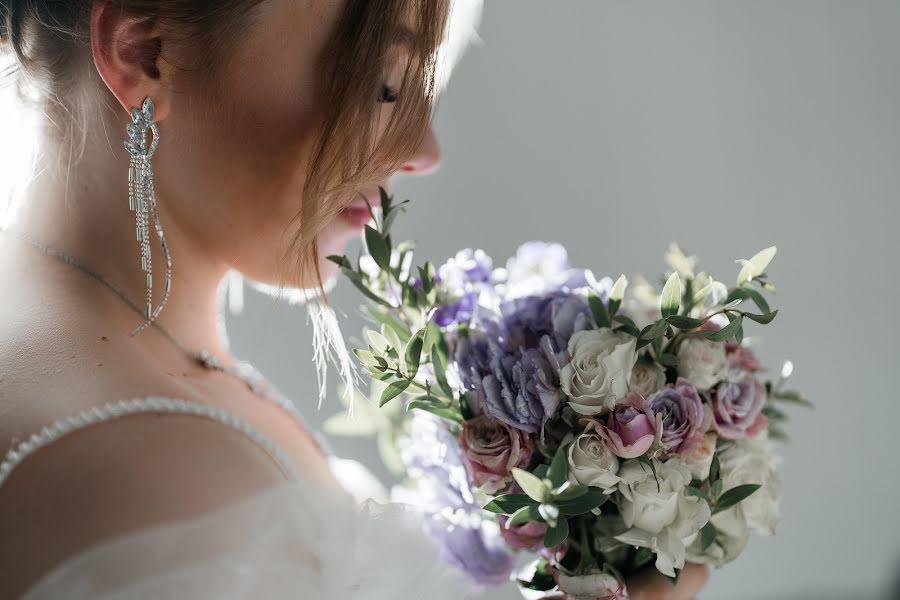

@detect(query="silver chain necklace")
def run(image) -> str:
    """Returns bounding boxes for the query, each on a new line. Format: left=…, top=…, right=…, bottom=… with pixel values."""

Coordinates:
left=1, top=227, right=271, bottom=398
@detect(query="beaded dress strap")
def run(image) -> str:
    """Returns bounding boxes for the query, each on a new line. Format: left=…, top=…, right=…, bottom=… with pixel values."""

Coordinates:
left=0, top=397, right=300, bottom=489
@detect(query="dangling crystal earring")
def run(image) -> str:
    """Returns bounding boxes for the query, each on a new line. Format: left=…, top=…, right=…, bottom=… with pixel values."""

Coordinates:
left=124, top=97, right=172, bottom=336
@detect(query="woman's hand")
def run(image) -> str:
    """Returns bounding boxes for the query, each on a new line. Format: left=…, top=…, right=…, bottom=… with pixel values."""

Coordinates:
left=625, top=563, right=710, bottom=600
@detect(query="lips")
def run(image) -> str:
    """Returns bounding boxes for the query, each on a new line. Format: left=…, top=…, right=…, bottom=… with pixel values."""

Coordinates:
left=340, top=187, right=387, bottom=230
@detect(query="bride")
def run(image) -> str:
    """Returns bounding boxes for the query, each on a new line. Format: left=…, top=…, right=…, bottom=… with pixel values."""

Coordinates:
left=0, top=1, right=708, bottom=598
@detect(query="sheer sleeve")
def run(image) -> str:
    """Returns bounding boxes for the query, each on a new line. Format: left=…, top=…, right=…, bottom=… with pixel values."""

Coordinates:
left=22, top=480, right=475, bottom=599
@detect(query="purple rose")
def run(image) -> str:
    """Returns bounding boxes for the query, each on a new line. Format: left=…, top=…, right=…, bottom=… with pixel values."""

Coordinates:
left=647, top=377, right=709, bottom=456
left=586, top=393, right=657, bottom=459
left=712, top=371, right=767, bottom=439
left=481, top=342, right=564, bottom=434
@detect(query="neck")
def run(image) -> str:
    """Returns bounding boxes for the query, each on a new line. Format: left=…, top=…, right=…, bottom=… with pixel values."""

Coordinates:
left=12, top=126, right=233, bottom=360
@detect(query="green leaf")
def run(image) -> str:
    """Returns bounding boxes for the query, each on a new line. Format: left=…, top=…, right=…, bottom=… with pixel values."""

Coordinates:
left=431, top=346, right=454, bottom=398
left=771, top=390, right=813, bottom=408
left=552, top=483, right=589, bottom=503
left=543, top=517, right=569, bottom=548
left=704, top=315, right=744, bottom=342
left=762, top=404, right=788, bottom=421
left=714, top=484, right=762, bottom=514
left=367, top=306, right=411, bottom=340
left=640, top=318, right=668, bottom=341
left=364, top=225, right=392, bottom=271
left=532, top=464, right=550, bottom=480
left=700, top=522, right=718, bottom=551
left=711, top=479, right=723, bottom=499
left=379, top=379, right=411, bottom=407
left=589, top=293, right=610, bottom=328
left=667, top=315, right=706, bottom=330
left=743, top=310, right=778, bottom=325
left=660, top=272, right=682, bottom=318
left=685, top=485, right=710, bottom=502
left=482, top=493, right=537, bottom=515
left=512, top=468, right=550, bottom=503
left=326, top=254, right=351, bottom=269
left=406, top=396, right=463, bottom=424
left=612, top=314, right=641, bottom=337
left=658, top=353, right=679, bottom=367
left=404, top=329, right=425, bottom=378
left=343, top=269, right=393, bottom=308
left=709, top=452, right=721, bottom=483
left=557, top=488, right=609, bottom=515
left=547, top=446, right=568, bottom=488
left=508, top=504, right=542, bottom=527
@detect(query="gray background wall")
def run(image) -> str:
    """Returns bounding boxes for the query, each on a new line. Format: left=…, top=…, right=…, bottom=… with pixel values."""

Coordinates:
left=227, top=2, right=899, bottom=598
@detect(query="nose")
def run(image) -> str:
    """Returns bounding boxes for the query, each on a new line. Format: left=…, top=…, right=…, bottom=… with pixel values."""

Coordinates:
left=399, top=124, right=441, bottom=175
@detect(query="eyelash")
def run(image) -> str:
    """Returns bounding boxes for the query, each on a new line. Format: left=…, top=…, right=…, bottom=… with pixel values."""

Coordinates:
left=378, top=83, right=399, bottom=104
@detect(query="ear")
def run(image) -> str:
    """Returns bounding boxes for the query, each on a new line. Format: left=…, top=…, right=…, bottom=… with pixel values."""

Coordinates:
left=90, top=2, right=173, bottom=122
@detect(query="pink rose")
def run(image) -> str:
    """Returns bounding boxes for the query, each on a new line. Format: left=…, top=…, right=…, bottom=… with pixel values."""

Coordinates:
left=499, top=515, right=548, bottom=550
left=461, top=415, right=533, bottom=492
left=726, top=342, right=762, bottom=372
left=584, top=393, right=657, bottom=459
left=712, top=372, right=767, bottom=439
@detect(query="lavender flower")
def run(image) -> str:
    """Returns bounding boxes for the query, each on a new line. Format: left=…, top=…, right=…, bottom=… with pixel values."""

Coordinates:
left=503, top=241, right=613, bottom=300
left=433, top=292, right=478, bottom=327
left=500, top=292, right=592, bottom=352
left=395, top=413, right=514, bottom=588
left=481, top=341, right=564, bottom=434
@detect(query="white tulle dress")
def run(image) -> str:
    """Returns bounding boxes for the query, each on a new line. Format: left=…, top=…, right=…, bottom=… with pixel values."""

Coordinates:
left=0, top=363, right=474, bottom=600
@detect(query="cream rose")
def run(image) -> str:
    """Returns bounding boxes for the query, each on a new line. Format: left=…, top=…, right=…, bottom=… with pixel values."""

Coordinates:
left=561, top=329, right=636, bottom=415
left=629, top=361, right=666, bottom=399
left=566, top=431, right=621, bottom=493
left=677, top=338, right=728, bottom=391
left=718, top=431, right=781, bottom=535
left=685, top=503, right=750, bottom=567
left=680, top=432, right=717, bottom=481
left=615, top=457, right=711, bottom=577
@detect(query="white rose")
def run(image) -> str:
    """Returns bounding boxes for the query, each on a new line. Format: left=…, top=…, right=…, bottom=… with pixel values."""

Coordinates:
left=561, top=330, right=636, bottom=415
left=685, top=504, right=750, bottom=567
left=680, top=432, right=717, bottom=481
left=718, top=432, right=782, bottom=535
left=615, top=457, right=711, bottom=577
left=629, top=361, right=666, bottom=398
left=677, top=338, right=727, bottom=391
left=567, top=431, right=621, bottom=493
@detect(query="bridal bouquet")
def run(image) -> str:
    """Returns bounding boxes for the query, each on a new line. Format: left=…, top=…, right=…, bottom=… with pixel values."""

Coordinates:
left=326, top=190, right=808, bottom=598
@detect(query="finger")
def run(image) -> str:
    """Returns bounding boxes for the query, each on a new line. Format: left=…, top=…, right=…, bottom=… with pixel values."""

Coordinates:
left=625, top=563, right=710, bottom=600
left=673, top=563, right=710, bottom=599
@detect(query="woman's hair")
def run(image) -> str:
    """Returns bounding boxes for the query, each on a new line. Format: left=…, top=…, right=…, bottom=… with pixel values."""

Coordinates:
left=0, top=0, right=453, bottom=292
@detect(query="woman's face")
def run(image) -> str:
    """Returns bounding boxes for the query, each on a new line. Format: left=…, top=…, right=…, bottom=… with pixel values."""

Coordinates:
left=157, top=0, right=440, bottom=289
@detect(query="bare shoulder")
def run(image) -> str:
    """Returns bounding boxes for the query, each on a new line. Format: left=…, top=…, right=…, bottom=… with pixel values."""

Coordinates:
left=0, top=409, right=289, bottom=598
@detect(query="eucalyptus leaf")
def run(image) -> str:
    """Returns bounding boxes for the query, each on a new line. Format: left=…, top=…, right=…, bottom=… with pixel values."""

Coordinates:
left=552, top=484, right=589, bottom=503
left=407, top=397, right=463, bottom=423
left=431, top=346, right=454, bottom=398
